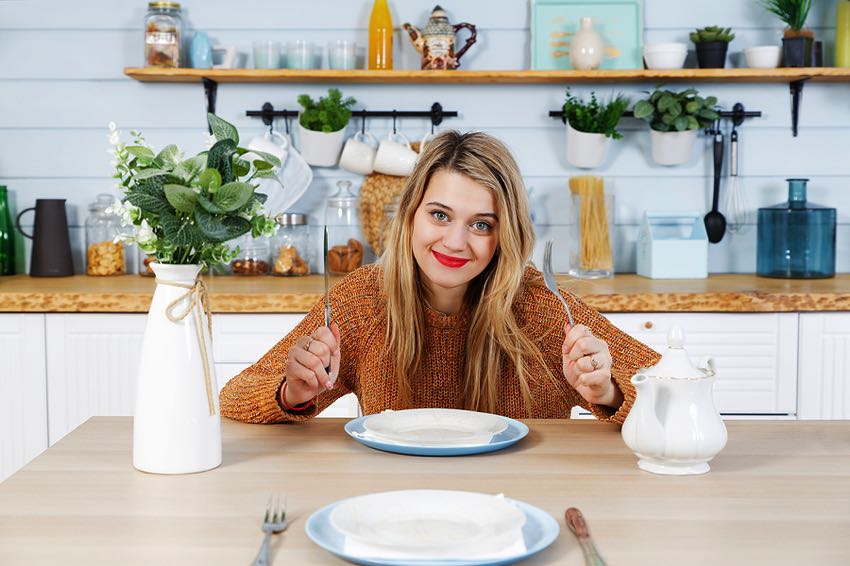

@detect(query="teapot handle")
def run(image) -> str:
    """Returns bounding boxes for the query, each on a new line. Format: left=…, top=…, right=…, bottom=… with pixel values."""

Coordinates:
left=452, top=23, right=477, bottom=64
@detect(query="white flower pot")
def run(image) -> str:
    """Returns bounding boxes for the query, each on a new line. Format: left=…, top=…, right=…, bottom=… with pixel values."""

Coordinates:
left=297, top=122, right=346, bottom=167
left=133, top=262, right=221, bottom=474
left=650, top=128, right=698, bottom=166
left=566, top=122, right=612, bottom=169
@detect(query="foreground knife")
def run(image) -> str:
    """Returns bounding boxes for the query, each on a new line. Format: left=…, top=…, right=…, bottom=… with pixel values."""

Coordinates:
left=565, top=507, right=607, bottom=566
left=323, top=225, right=332, bottom=380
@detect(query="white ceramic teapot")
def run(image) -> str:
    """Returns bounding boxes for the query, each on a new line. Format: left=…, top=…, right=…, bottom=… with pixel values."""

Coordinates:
left=621, top=325, right=727, bottom=475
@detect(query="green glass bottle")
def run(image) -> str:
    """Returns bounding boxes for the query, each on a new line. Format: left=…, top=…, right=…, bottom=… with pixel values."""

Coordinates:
left=0, top=185, right=15, bottom=275
left=837, top=1, right=850, bottom=67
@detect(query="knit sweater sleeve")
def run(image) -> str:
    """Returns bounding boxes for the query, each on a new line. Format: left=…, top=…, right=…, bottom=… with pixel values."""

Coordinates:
left=218, top=265, right=377, bottom=423
left=522, top=268, right=661, bottom=423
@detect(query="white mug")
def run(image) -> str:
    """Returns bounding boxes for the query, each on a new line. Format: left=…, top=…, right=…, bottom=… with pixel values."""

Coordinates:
left=373, top=132, right=417, bottom=177
left=339, top=131, right=378, bottom=175
left=417, top=130, right=436, bottom=160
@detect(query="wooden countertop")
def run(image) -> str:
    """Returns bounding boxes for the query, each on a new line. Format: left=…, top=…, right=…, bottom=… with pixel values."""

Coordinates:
left=1, top=417, right=848, bottom=565
left=0, top=273, right=848, bottom=313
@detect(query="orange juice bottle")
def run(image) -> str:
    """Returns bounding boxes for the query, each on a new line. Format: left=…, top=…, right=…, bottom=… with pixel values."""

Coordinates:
left=368, top=0, right=393, bottom=70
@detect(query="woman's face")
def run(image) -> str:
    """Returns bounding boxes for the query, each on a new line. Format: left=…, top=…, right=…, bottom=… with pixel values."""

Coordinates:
left=411, top=169, right=500, bottom=298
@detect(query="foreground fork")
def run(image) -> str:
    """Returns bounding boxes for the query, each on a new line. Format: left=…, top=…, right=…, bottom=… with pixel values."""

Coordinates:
left=542, top=240, right=574, bottom=326
left=252, top=494, right=289, bottom=566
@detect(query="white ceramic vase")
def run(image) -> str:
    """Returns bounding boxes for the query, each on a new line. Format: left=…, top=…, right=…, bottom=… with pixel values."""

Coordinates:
left=570, top=17, right=604, bottom=70
left=297, top=121, right=346, bottom=167
left=566, top=121, right=612, bottom=168
left=133, top=262, right=221, bottom=474
left=650, top=128, right=698, bottom=166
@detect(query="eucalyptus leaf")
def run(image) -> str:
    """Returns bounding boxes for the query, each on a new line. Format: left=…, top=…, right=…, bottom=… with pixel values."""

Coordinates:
left=212, top=181, right=254, bottom=212
left=164, top=184, right=198, bottom=213
left=194, top=208, right=252, bottom=242
left=207, top=113, right=239, bottom=144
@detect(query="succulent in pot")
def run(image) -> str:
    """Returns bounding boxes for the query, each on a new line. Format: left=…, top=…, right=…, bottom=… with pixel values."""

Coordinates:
left=296, top=87, right=356, bottom=167
left=634, top=87, right=719, bottom=166
left=759, top=0, right=814, bottom=67
left=562, top=89, right=629, bottom=169
left=690, top=26, right=735, bottom=68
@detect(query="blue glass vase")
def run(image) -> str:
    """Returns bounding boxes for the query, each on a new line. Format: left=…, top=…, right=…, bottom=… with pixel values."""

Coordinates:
left=756, top=178, right=836, bottom=279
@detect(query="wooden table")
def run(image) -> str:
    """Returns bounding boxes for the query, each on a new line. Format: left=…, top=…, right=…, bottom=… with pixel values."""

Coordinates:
left=1, top=418, right=848, bottom=565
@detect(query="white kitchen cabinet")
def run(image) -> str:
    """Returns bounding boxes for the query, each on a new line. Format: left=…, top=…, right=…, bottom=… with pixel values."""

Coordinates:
left=45, top=314, right=147, bottom=445
left=798, top=313, right=850, bottom=420
left=0, top=314, right=47, bottom=483
left=603, top=313, right=799, bottom=416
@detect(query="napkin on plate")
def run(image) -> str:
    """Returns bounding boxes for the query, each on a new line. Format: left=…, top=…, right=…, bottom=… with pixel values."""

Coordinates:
left=342, top=528, right=527, bottom=561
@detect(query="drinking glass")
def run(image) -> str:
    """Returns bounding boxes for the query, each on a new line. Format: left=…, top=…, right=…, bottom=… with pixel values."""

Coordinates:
left=328, top=40, right=357, bottom=70
left=287, top=40, right=315, bottom=69
left=253, top=41, right=281, bottom=69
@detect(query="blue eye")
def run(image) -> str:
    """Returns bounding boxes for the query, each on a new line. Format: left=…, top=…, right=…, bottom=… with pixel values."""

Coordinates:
left=472, top=221, right=492, bottom=232
left=431, top=210, right=449, bottom=222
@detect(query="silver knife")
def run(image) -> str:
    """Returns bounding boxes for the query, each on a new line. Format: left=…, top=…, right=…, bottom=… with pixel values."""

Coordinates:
left=323, top=225, right=332, bottom=380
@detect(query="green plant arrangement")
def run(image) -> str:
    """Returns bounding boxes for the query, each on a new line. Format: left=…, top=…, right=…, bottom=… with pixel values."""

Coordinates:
left=689, top=26, right=735, bottom=44
left=759, top=0, right=813, bottom=37
left=106, top=113, right=280, bottom=266
left=562, top=90, right=630, bottom=140
left=297, top=87, right=357, bottom=132
left=633, top=88, right=720, bottom=132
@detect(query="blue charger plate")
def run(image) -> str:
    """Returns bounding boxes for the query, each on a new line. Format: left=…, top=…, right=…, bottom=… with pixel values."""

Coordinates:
left=305, top=496, right=559, bottom=566
left=343, top=414, right=529, bottom=456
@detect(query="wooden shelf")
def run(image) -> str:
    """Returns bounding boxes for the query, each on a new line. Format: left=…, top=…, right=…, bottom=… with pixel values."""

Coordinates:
left=124, top=67, right=850, bottom=84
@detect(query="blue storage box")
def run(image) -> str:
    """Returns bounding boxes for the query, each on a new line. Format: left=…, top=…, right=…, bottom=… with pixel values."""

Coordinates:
left=636, top=212, right=708, bottom=279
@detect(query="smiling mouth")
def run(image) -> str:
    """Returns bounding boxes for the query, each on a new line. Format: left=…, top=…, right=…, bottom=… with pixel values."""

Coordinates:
left=432, top=250, right=470, bottom=268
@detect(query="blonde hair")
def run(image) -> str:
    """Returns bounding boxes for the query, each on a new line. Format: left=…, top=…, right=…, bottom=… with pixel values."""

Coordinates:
left=382, top=130, right=549, bottom=415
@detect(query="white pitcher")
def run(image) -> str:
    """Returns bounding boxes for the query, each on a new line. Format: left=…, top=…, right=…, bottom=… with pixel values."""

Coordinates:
left=621, top=325, right=727, bottom=475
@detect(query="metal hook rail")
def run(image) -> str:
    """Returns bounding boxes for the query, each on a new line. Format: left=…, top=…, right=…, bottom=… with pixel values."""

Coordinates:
left=549, top=102, right=761, bottom=124
left=247, top=102, right=458, bottom=128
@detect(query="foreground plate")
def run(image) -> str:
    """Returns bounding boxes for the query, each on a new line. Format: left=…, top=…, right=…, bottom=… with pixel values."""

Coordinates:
left=344, top=410, right=529, bottom=456
left=306, top=493, right=559, bottom=566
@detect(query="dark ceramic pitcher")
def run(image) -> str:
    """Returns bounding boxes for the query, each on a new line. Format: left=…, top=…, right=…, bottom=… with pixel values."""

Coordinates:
left=15, top=198, right=74, bottom=276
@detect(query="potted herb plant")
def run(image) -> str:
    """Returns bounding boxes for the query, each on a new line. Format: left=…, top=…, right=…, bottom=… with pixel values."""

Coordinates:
left=106, top=114, right=280, bottom=475
left=690, top=26, right=735, bottom=68
left=759, top=0, right=813, bottom=67
left=633, top=87, right=719, bottom=166
left=562, top=90, right=630, bottom=169
left=297, top=87, right=356, bottom=167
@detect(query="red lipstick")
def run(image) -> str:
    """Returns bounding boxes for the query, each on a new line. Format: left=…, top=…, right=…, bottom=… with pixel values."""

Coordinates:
left=432, top=250, right=470, bottom=268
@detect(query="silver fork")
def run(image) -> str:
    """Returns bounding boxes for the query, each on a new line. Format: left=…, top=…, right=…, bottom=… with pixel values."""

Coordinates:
left=542, top=240, right=574, bottom=326
left=252, top=494, right=289, bottom=566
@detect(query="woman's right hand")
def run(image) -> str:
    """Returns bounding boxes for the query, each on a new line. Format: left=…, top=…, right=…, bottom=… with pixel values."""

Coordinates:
left=283, top=322, right=341, bottom=407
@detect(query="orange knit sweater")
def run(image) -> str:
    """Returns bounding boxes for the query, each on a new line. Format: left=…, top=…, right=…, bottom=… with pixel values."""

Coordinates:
left=219, top=264, right=660, bottom=424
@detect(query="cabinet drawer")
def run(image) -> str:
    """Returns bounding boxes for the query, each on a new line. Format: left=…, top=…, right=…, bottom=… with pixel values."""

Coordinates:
left=212, top=314, right=305, bottom=363
left=216, top=363, right=358, bottom=418
left=604, top=313, right=798, bottom=416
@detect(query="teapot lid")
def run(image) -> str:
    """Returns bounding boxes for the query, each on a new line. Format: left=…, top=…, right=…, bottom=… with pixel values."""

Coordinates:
left=642, top=326, right=709, bottom=379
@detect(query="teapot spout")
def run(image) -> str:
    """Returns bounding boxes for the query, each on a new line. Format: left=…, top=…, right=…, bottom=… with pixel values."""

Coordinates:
left=402, top=23, right=425, bottom=53
left=621, top=374, right=665, bottom=458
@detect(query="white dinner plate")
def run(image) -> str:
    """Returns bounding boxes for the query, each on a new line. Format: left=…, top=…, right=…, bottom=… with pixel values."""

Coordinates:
left=361, top=408, right=509, bottom=447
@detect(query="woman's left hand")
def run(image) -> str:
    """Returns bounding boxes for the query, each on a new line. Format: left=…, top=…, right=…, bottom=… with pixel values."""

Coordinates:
left=562, top=323, right=622, bottom=408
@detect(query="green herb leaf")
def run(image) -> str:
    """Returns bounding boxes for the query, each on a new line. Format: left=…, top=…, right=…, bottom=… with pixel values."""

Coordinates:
left=135, top=168, right=170, bottom=180
left=194, top=208, right=252, bottom=242
left=232, top=157, right=250, bottom=178
left=126, top=178, right=171, bottom=214
left=154, top=144, right=181, bottom=169
left=160, top=211, right=203, bottom=247
left=164, top=184, right=198, bottom=213
left=674, top=116, right=689, bottom=131
left=199, top=168, right=222, bottom=192
left=125, top=146, right=156, bottom=162
left=253, top=160, right=274, bottom=171
left=173, top=155, right=206, bottom=184
left=207, top=113, right=239, bottom=144
left=246, top=150, right=281, bottom=168
left=212, top=181, right=254, bottom=212
left=633, top=100, right=654, bottom=120
left=298, top=88, right=356, bottom=133
left=197, top=193, right=227, bottom=214
left=254, top=192, right=268, bottom=204
left=207, top=139, right=236, bottom=184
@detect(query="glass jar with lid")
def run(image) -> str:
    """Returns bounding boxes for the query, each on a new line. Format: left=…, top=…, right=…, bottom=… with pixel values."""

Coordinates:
left=325, top=180, right=366, bottom=275
left=377, top=194, right=401, bottom=257
left=145, top=2, right=183, bottom=68
left=271, top=213, right=313, bottom=276
left=230, top=233, right=271, bottom=275
left=85, top=194, right=126, bottom=276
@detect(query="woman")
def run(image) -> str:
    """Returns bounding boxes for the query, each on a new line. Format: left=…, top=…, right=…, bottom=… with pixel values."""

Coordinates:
left=220, top=131, right=659, bottom=423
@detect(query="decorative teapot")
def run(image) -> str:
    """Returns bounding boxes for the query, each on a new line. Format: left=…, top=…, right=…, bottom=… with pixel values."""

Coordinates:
left=402, top=5, right=477, bottom=70
left=621, top=326, right=727, bottom=476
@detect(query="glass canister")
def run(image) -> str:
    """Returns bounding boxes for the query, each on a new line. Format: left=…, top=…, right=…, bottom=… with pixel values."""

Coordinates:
left=326, top=180, right=365, bottom=275
left=567, top=176, right=614, bottom=279
left=145, top=1, right=183, bottom=68
left=272, top=213, right=312, bottom=276
left=377, top=195, right=400, bottom=256
left=86, top=194, right=126, bottom=276
left=230, top=233, right=271, bottom=275
left=757, top=178, right=836, bottom=279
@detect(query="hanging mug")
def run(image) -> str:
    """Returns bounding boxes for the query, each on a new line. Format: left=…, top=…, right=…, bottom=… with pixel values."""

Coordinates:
left=373, top=132, right=417, bottom=177
left=339, top=130, right=379, bottom=175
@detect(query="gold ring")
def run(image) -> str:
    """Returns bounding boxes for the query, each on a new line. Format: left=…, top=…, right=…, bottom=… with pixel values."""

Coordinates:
left=304, top=337, right=314, bottom=351
left=590, top=356, right=599, bottom=370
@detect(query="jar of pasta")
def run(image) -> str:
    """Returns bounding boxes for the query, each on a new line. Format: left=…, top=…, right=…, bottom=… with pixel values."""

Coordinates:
left=145, top=1, right=183, bottom=68
left=230, top=233, right=271, bottom=275
left=85, top=194, right=125, bottom=276
left=271, top=213, right=312, bottom=276
left=326, top=180, right=366, bottom=275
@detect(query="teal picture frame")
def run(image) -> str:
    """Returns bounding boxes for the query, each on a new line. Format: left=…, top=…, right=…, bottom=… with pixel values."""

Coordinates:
left=531, top=0, right=644, bottom=70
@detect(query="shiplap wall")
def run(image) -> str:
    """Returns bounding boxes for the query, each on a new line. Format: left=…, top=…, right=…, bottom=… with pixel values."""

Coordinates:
left=0, top=0, right=847, bottom=275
